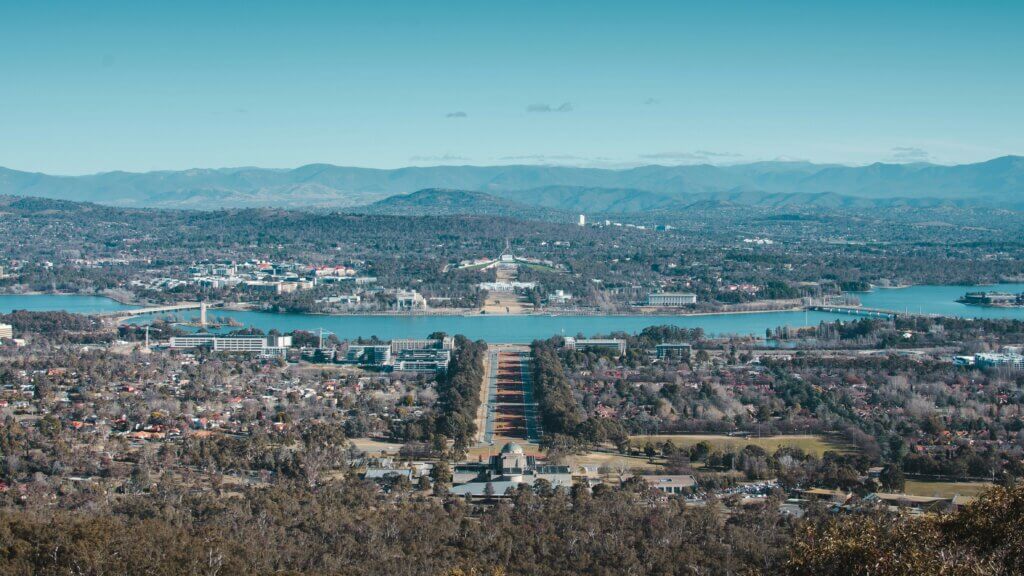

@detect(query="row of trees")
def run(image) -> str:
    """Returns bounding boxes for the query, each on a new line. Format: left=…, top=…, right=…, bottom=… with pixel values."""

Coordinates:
left=530, top=340, right=585, bottom=438
left=433, top=336, right=487, bottom=450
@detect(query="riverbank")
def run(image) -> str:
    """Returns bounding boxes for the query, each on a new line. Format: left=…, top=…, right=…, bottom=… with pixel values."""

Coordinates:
left=7, top=284, right=1024, bottom=343
left=256, top=303, right=806, bottom=318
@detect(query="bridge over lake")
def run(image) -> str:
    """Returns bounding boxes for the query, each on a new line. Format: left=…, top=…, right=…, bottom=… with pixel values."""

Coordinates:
left=94, top=302, right=213, bottom=321
left=806, top=304, right=937, bottom=319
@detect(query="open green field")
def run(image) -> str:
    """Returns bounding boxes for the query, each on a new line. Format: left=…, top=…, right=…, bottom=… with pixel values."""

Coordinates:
left=903, top=480, right=994, bottom=498
left=629, top=434, right=849, bottom=456
left=349, top=438, right=404, bottom=455
left=521, top=263, right=561, bottom=273
left=564, top=451, right=663, bottom=472
left=467, top=441, right=542, bottom=459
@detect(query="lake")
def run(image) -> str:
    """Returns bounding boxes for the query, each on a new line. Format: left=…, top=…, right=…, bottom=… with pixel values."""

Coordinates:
left=856, top=283, right=1024, bottom=320
left=2, top=284, right=1024, bottom=343
left=0, top=294, right=135, bottom=314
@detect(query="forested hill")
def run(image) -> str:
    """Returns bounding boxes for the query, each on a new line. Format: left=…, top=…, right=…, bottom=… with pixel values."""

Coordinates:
left=0, top=156, right=1021, bottom=210
left=351, top=188, right=563, bottom=219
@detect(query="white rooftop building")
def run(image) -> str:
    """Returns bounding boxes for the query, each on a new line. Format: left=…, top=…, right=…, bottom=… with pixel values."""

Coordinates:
left=647, top=292, right=697, bottom=307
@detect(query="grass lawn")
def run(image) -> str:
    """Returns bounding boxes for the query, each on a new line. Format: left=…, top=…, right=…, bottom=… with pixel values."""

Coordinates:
left=349, top=438, right=404, bottom=455
left=520, top=263, right=561, bottom=273
left=466, top=441, right=542, bottom=458
left=629, top=434, right=849, bottom=456
left=903, top=480, right=994, bottom=498
left=564, top=451, right=663, bottom=472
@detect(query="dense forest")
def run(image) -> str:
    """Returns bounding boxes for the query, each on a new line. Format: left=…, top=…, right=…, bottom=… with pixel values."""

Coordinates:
left=1, top=478, right=1022, bottom=575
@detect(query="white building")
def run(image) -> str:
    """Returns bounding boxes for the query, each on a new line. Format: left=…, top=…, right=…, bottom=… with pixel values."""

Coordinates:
left=478, top=281, right=537, bottom=292
left=448, top=443, right=573, bottom=498
left=647, top=292, right=697, bottom=307
left=168, top=334, right=291, bottom=357
left=395, top=290, right=427, bottom=310
left=547, top=290, right=573, bottom=304
left=390, top=337, right=454, bottom=354
left=578, top=214, right=586, bottom=226
left=563, top=337, right=626, bottom=355
left=0, top=323, right=12, bottom=339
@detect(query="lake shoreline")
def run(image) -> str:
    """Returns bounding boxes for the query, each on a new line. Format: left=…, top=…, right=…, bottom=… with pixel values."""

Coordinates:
left=246, top=305, right=807, bottom=319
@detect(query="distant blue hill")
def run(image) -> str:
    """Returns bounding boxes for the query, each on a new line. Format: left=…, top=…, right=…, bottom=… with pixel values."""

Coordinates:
left=0, top=156, right=1021, bottom=211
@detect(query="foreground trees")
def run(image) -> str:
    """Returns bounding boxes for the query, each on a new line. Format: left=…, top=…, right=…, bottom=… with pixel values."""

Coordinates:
left=0, top=478, right=794, bottom=576
left=4, top=480, right=1021, bottom=575
left=787, top=483, right=1024, bottom=575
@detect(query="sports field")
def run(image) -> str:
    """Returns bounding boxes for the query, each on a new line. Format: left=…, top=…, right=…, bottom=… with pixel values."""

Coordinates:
left=628, top=434, right=849, bottom=456
left=903, top=480, right=994, bottom=498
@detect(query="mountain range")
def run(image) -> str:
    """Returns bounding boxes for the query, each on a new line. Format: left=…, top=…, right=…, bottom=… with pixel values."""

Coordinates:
left=0, top=156, right=1022, bottom=213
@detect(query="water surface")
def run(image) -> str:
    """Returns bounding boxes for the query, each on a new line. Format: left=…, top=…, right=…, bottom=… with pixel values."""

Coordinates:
left=4, top=285, right=1024, bottom=343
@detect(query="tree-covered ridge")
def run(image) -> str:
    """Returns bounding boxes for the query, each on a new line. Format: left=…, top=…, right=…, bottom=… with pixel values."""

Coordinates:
left=787, top=483, right=1024, bottom=575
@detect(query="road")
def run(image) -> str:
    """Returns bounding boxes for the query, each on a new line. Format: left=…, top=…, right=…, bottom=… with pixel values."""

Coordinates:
left=478, top=345, right=541, bottom=446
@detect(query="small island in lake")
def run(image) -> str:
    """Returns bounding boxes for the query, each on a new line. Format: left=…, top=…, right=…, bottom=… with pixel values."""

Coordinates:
left=958, top=291, right=1024, bottom=307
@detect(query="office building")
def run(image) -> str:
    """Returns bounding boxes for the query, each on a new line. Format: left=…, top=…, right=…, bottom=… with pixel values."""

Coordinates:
left=393, top=348, right=452, bottom=372
left=345, top=345, right=392, bottom=366
left=655, top=343, right=692, bottom=359
left=563, top=337, right=626, bottom=355
left=647, top=292, right=697, bottom=307
left=390, top=337, right=454, bottom=354
left=974, top=352, right=1024, bottom=370
left=168, top=334, right=291, bottom=357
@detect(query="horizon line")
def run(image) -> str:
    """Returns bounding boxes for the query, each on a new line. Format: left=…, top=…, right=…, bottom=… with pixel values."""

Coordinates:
left=2, top=154, right=1021, bottom=178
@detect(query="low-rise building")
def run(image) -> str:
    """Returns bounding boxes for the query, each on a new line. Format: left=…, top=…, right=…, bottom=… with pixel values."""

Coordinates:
left=799, top=487, right=853, bottom=505
left=318, top=294, right=361, bottom=307
left=345, top=345, right=392, bottom=366
left=647, top=292, right=697, bottom=307
left=0, top=323, right=12, bottom=340
left=862, top=492, right=950, bottom=513
left=547, top=290, right=573, bottom=304
left=390, top=337, right=454, bottom=354
left=655, top=343, right=692, bottom=359
left=168, top=334, right=291, bottom=357
left=449, top=443, right=572, bottom=498
left=395, top=290, right=427, bottom=310
left=564, top=337, right=626, bottom=355
left=393, top=348, right=451, bottom=373
left=634, top=475, right=696, bottom=495
left=973, top=352, right=1024, bottom=370
left=478, top=281, right=538, bottom=292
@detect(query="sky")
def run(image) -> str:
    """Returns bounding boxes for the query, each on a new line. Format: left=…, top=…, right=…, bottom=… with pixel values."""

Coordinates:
left=1, top=0, right=1022, bottom=175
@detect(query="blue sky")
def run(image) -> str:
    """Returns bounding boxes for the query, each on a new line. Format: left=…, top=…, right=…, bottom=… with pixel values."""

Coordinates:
left=1, top=0, right=1021, bottom=174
